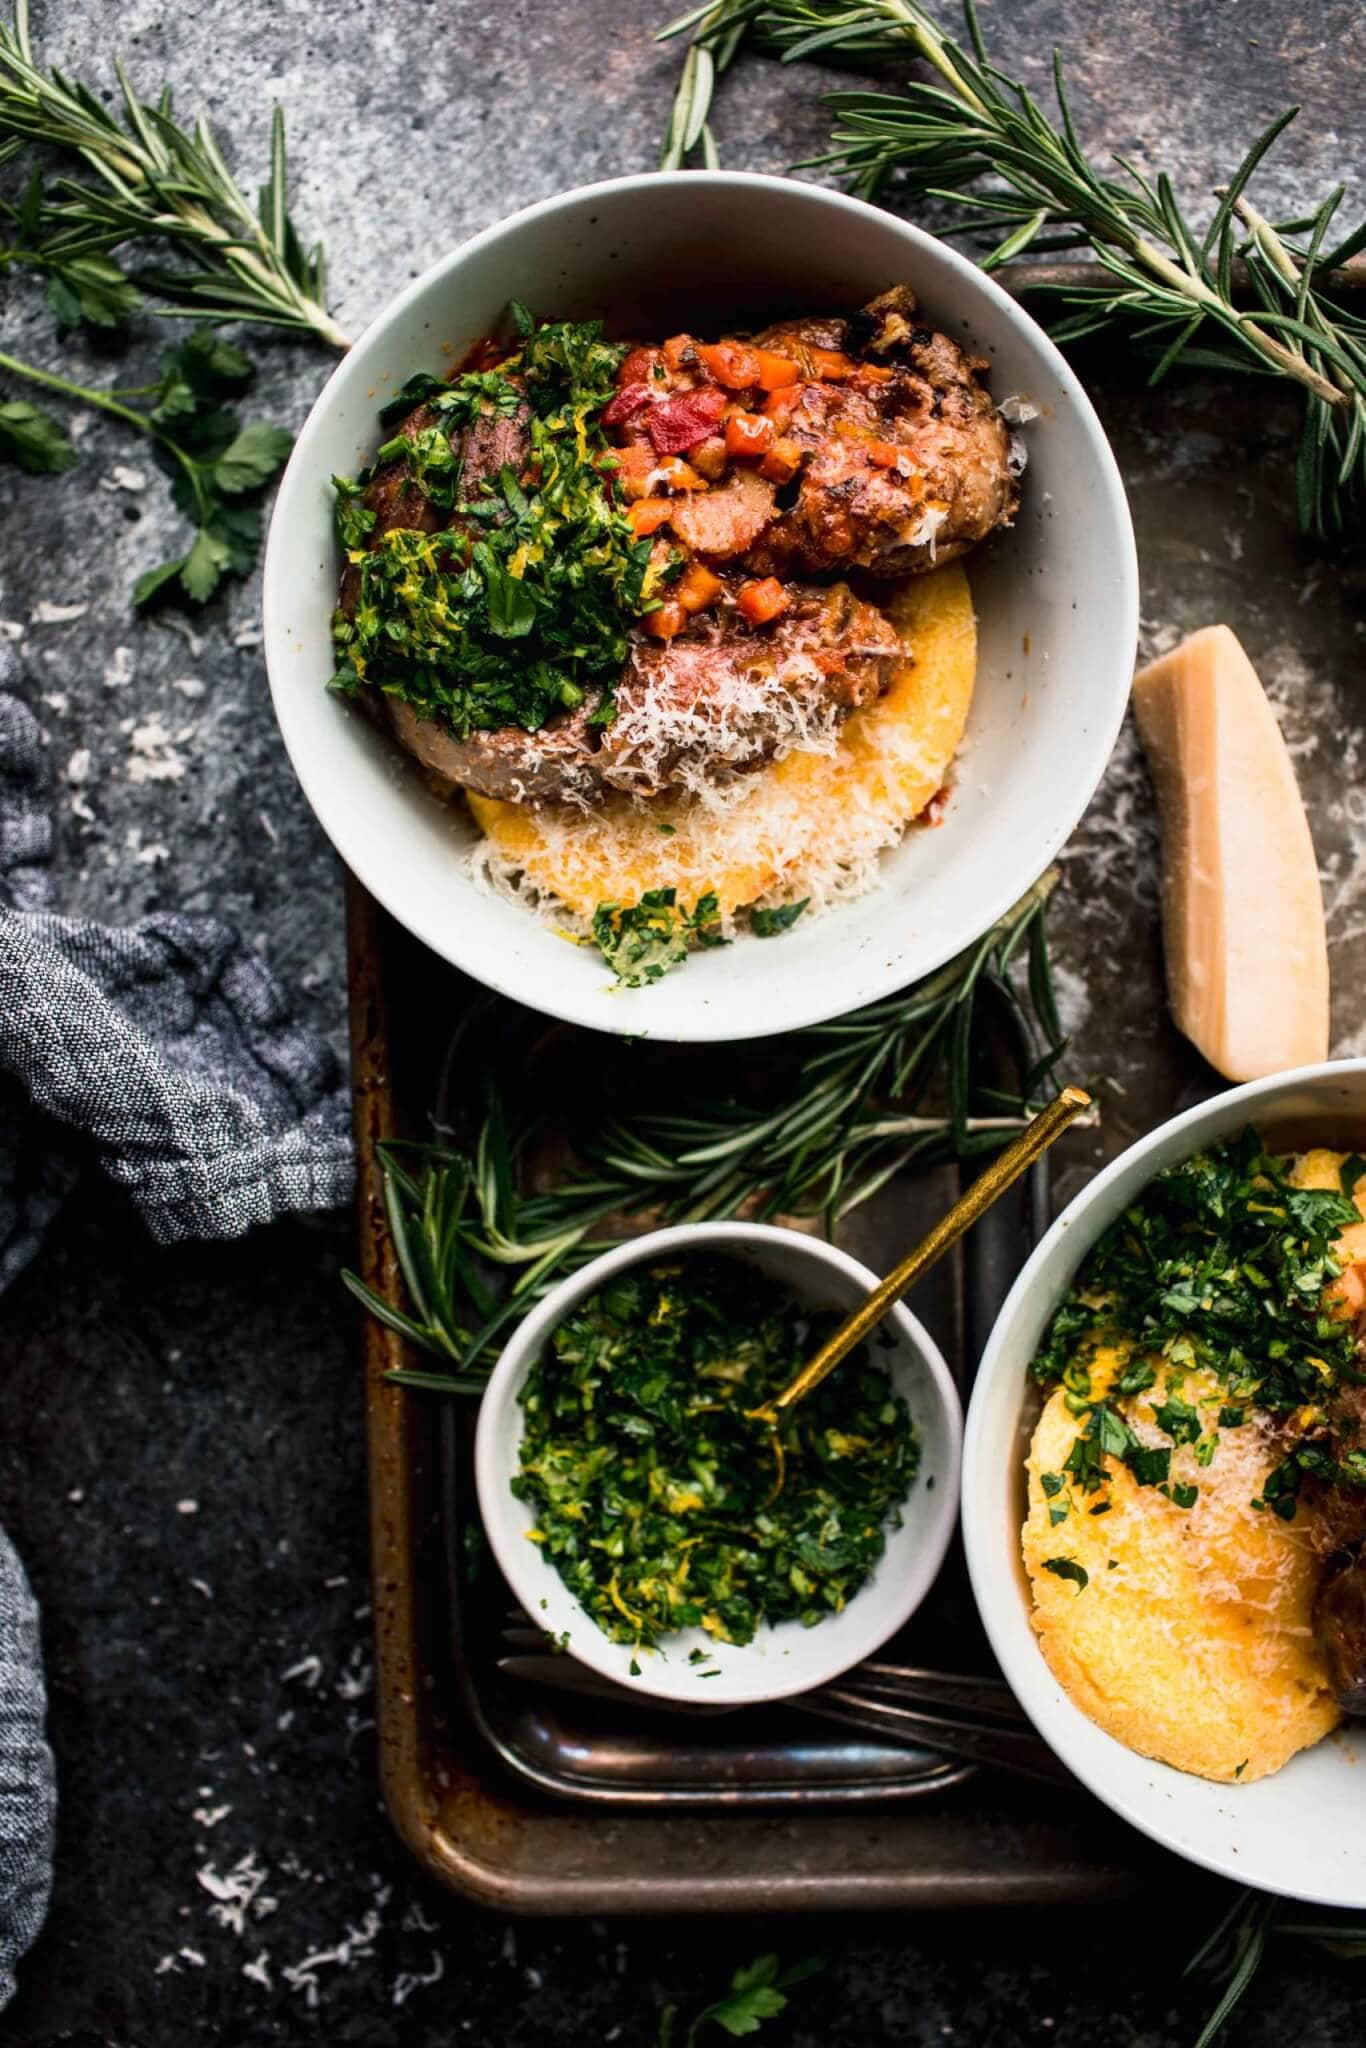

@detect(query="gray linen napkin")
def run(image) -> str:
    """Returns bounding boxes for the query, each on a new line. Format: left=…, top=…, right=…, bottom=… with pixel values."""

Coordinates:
left=0, top=645, right=357, bottom=2005
left=0, top=1529, right=52, bottom=2010
left=0, top=657, right=355, bottom=1286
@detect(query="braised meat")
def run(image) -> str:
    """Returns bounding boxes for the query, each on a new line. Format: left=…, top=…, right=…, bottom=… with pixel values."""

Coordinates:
left=337, top=287, right=1017, bottom=811
left=387, top=580, right=899, bottom=806
left=745, top=288, right=1016, bottom=578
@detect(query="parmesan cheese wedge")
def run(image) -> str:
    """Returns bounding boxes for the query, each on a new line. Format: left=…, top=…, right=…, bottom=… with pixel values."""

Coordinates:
left=1132, top=624, right=1328, bottom=1083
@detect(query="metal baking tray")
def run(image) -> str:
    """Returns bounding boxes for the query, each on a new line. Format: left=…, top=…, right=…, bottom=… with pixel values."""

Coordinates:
left=350, top=876, right=1155, bottom=1910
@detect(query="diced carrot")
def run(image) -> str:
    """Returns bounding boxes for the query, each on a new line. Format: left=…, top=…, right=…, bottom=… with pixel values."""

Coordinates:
left=759, top=437, right=803, bottom=485
left=866, top=439, right=913, bottom=471
left=698, top=341, right=762, bottom=390
left=724, top=410, right=775, bottom=459
left=754, top=348, right=800, bottom=391
left=674, top=561, right=725, bottom=615
left=663, top=334, right=698, bottom=374
left=653, top=456, right=707, bottom=491
left=643, top=599, right=689, bottom=639
left=806, top=345, right=858, bottom=380
left=736, top=577, right=790, bottom=626
left=628, top=497, right=674, bottom=537
left=854, top=361, right=896, bottom=384
left=762, top=384, right=804, bottom=428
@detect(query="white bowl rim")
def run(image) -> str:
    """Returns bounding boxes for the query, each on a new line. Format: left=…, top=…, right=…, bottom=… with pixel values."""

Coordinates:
left=963, top=1056, right=1366, bottom=1902
left=263, top=168, right=1139, bottom=1045
left=474, top=1218, right=963, bottom=1704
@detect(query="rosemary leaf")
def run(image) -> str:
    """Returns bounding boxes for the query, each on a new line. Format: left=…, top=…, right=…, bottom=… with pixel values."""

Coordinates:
left=655, top=0, right=1366, bottom=537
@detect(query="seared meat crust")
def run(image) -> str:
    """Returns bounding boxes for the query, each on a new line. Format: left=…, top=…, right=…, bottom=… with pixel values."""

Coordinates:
left=748, top=287, right=1015, bottom=578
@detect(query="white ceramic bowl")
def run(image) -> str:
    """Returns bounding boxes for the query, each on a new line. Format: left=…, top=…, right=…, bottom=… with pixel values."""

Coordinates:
left=474, top=1222, right=962, bottom=1706
left=963, top=1059, right=1366, bottom=1905
left=263, top=172, right=1137, bottom=1042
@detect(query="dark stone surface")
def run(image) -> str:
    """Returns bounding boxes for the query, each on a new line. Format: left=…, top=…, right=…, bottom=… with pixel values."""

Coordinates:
left=1, top=0, right=1365, bottom=2039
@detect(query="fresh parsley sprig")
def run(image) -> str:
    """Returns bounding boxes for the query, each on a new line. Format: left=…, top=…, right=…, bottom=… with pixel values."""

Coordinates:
left=656, top=0, right=1366, bottom=536
left=0, top=330, right=292, bottom=604
left=658, top=1955, right=826, bottom=2045
left=344, top=873, right=1068, bottom=1392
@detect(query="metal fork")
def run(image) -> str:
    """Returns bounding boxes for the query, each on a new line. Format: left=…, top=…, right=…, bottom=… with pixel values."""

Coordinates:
left=496, top=1625, right=1068, bottom=1784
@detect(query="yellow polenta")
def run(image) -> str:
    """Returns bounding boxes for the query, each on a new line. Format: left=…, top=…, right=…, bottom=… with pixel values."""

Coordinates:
left=467, top=561, right=976, bottom=921
left=1022, top=1150, right=1366, bottom=1785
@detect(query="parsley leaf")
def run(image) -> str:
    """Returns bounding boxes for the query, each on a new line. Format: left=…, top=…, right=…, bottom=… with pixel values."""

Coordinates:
left=593, top=889, right=730, bottom=990
left=0, top=399, right=75, bottom=475
left=1042, top=1557, right=1088, bottom=1592
left=211, top=422, right=294, bottom=495
left=751, top=900, right=810, bottom=938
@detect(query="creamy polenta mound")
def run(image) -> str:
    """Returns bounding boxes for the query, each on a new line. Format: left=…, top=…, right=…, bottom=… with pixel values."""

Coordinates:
left=468, top=561, right=975, bottom=926
left=1022, top=1146, right=1366, bottom=1785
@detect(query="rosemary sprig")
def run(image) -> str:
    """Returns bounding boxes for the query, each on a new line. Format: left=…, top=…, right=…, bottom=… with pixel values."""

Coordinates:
left=656, top=0, right=1366, bottom=536
left=0, top=0, right=349, bottom=347
left=1186, top=1888, right=1366, bottom=2046
left=344, top=873, right=1070, bottom=1392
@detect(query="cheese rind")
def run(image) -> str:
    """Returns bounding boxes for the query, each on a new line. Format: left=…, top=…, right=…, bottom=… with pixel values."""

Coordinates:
left=1133, top=624, right=1328, bottom=1083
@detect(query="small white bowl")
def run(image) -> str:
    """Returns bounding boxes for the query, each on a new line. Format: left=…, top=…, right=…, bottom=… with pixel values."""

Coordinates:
left=963, top=1059, right=1366, bottom=1906
left=263, top=170, right=1137, bottom=1043
left=474, top=1222, right=962, bottom=1706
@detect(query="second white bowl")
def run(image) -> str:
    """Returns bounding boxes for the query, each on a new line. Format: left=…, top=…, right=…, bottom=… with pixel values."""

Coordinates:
left=474, top=1222, right=962, bottom=1706
left=963, top=1059, right=1366, bottom=1906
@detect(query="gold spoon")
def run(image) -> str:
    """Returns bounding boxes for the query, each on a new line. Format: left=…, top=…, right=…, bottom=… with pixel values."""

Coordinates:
left=748, top=1086, right=1091, bottom=1492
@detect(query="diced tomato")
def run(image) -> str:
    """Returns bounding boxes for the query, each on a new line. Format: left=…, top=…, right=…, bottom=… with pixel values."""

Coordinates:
left=674, top=561, right=725, bottom=615
left=724, top=411, right=775, bottom=460
left=643, top=599, right=689, bottom=640
left=690, top=434, right=729, bottom=482
left=646, top=385, right=728, bottom=455
left=603, top=382, right=652, bottom=427
left=806, top=345, right=858, bottom=380
left=663, top=334, right=699, bottom=374
left=759, top=437, right=803, bottom=485
left=611, top=444, right=660, bottom=500
left=736, top=577, right=790, bottom=626
left=628, top=497, right=674, bottom=537
left=754, top=349, right=800, bottom=392
left=762, top=384, right=805, bottom=428
left=697, top=341, right=761, bottom=391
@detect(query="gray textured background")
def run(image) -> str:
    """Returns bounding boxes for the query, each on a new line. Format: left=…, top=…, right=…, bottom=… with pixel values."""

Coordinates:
left=1, top=0, right=1365, bottom=2039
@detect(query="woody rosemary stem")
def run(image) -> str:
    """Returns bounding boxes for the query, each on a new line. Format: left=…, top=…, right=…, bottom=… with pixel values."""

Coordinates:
left=836, top=0, right=1346, bottom=409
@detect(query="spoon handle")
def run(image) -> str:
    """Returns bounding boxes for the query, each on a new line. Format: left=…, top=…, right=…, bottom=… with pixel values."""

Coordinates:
left=753, top=1085, right=1090, bottom=1426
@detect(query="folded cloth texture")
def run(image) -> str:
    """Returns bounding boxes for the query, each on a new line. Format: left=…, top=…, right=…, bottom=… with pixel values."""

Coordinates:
left=0, top=1527, right=54, bottom=2010
left=0, top=650, right=355, bottom=1289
